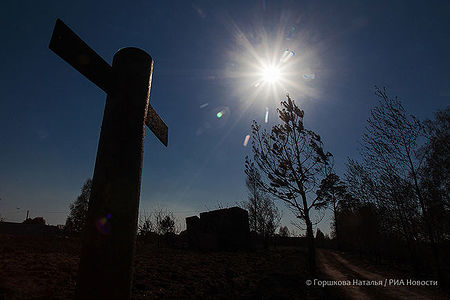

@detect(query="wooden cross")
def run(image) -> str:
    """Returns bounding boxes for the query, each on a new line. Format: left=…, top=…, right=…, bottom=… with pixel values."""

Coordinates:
left=49, top=19, right=168, bottom=300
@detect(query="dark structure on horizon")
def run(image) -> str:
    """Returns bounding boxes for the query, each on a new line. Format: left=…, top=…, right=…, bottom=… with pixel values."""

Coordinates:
left=186, top=207, right=250, bottom=251
left=0, top=222, right=60, bottom=237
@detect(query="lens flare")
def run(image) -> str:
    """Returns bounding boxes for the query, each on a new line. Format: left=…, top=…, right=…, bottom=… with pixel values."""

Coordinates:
left=214, top=106, right=230, bottom=127
left=95, top=213, right=112, bottom=235
left=303, top=73, right=315, bottom=81
left=243, top=135, right=250, bottom=146
left=265, top=107, right=269, bottom=123
left=280, top=49, right=295, bottom=63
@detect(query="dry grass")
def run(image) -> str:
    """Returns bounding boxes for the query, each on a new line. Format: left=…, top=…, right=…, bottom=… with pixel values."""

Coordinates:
left=0, top=235, right=325, bottom=299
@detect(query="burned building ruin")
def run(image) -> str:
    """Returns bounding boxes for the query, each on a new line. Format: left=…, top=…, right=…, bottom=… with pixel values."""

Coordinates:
left=186, top=207, right=250, bottom=251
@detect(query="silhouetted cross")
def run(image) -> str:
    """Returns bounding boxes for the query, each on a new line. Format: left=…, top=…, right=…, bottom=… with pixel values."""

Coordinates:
left=49, top=19, right=168, bottom=300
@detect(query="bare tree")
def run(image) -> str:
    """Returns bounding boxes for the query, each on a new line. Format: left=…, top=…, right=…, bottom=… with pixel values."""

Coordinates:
left=138, top=212, right=154, bottom=238
left=345, top=159, right=418, bottom=248
left=154, top=208, right=178, bottom=235
left=316, top=173, right=346, bottom=249
left=419, top=107, right=450, bottom=243
left=353, top=87, right=449, bottom=277
left=345, top=158, right=376, bottom=205
left=315, top=228, right=325, bottom=240
left=248, top=95, right=332, bottom=273
left=361, top=87, right=447, bottom=268
left=244, top=158, right=261, bottom=233
left=279, top=226, right=290, bottom=237
left=362, top=88, right=426, bottom=229
left=138, top=208, right=179, bottom=237
left=243, top=157, right=281, bottom=238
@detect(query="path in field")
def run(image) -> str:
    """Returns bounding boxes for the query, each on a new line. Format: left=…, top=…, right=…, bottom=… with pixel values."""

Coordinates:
left=317, top=249, right=447, bottom=300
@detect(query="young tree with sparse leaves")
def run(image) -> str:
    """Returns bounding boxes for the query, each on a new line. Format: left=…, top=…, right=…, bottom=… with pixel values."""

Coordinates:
left=248, top=95, right=332, bottom=273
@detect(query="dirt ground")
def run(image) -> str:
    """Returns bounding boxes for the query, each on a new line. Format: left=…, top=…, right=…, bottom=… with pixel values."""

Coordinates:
left=317, top=249, right=449, bottom=300
left=0, top=235, right=326, bottom=299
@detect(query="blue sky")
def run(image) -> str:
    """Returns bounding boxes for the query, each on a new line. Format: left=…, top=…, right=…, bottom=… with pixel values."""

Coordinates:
left=0, top=0, right=449, bottom=234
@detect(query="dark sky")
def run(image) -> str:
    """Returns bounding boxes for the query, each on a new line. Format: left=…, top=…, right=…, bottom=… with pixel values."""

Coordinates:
left=0, top=0, right=449, bottom=234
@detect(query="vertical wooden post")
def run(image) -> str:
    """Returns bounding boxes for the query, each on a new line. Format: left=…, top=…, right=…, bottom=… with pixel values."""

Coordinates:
left=75, top=47, right=153, bottom=300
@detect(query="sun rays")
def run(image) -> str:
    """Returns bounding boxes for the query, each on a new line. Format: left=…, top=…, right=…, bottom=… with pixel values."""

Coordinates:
left=225, top=21, right=320, bottom=116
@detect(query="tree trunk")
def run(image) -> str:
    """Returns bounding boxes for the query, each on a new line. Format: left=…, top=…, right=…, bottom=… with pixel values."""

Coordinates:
left=333, top=201, right=340, bottom=250
left=300, top=190, right=316, bottom=274
left=305, top=215, right=316, bottom=274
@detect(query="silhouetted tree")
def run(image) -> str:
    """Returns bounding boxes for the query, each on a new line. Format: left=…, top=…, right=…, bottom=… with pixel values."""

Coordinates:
left=418, top=107, right=450, bottom=280
left=335, top=197, right=381, bottom=258
left=343, top=89, right=449, bottom=279
left=155, top=208, right=177, bottom=235
left=345, top=159, right=420, bottom=259
left=316, top=228, right=325, bottom=240
left=158, top=215, right=175, bottom=235
left=244, top=158, right=262, bottom=233
left=362, top=87, right=429, bottom=237
left=279, top=226, right=290, bottom=237
left=419, top=107, right=450, bottom=243
left=346, top=116, right=422, bottom=270
left=344, top=159, right=376, bottom=205
left=23, top=217, right=46, bottom=225
left=65, top=178, right=92, bottom=234
left=0, top=198, right=4, bottom=222
left=138, top=212, right=154, bottom=238
left=138, top=208, right=179, bottom=238
left=243, top=158, right=281, bottom=238
left=361, top=87, right=446, bottom=273
left=316, top=173, right=346, bottom=249
left=248, top=95, right=332, bottom=273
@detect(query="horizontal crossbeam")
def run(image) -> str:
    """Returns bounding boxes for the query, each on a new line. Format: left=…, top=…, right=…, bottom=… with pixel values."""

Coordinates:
left=146, top=106, right=168, bottom=147
left=49, top=19, right=112, bottom=93
left=49, top=19, right=168, bottom=147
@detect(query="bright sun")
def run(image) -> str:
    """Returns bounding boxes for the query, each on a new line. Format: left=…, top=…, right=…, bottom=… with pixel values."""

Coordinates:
left=226, top=23, right=319, bottom=106
left=261, top=65, right=281, bottom=84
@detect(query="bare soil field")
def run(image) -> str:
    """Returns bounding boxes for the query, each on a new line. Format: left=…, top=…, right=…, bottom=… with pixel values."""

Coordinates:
left=0, top=235, right=327, bottom=299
